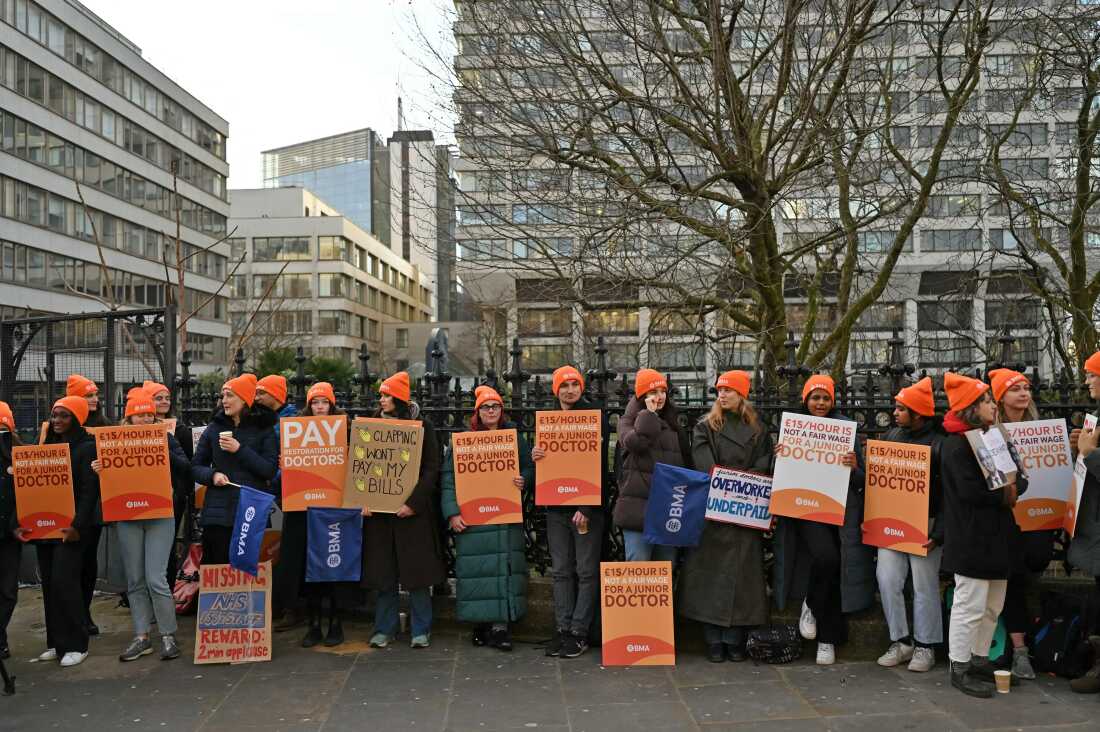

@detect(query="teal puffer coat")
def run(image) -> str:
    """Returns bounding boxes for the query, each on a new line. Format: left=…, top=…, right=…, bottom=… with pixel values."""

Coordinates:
left=440, top=423, right=535, bottom=624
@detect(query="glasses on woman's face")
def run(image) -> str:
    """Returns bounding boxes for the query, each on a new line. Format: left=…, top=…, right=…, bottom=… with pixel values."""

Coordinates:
left=479, top=404, right=502, bottom=413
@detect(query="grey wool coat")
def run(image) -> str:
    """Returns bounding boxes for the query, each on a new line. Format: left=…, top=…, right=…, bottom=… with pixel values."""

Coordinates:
left=677, top=413, right=773, bottom=628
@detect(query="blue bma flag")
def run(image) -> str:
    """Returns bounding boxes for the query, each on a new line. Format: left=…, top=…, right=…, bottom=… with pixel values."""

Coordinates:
left=230, top=485, right=275, bottom=576
left=643, top=463, right=710, bottom=547
left=306, top=507, right=363, bottom=583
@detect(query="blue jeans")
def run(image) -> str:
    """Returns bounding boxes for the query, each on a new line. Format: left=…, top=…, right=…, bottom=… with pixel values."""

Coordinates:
left=374, top=586, right=432, bottom=637
left=622, top=530, right=678, bottom=563
left=116, top=519, right=178, bottom=636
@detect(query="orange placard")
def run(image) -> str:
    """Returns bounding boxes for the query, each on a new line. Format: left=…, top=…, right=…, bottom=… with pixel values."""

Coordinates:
left=280, top=415, right=347, bottom=511
left=452, top=428, right=522, bottom=525
left=94, top=424, right=173, bottom=522
left=862, top=440, right=931, bottom=556
left=600, top=561, right=675, bottom=666
left=344, top=418, right=424, bottom=514
left=535, top=410, right=602, bottom=506
left=13, top=443, right=75, bottom=540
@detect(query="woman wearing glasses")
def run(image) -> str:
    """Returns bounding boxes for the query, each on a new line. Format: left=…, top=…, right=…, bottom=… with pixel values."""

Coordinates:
left=441, top=385, right=534, bottom=652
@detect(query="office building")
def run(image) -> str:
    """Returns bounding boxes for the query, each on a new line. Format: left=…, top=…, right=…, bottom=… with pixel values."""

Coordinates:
left=0, top=0, right=231, bottom=371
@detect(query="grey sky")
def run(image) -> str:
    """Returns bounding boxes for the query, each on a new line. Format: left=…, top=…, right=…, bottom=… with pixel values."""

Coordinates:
left=83, top=0, right=456, bottom=189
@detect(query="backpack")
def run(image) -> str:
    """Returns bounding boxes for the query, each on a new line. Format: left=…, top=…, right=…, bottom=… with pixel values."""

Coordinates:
left=1031, top=591, right=1093, bottom=678
left=746, top=625, right=803, bottom=664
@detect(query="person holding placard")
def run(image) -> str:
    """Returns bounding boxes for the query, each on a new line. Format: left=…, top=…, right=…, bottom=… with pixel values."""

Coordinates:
left=0, top=402, right=23, bottom=660
left=990, top=368, right=1048, bottom=682
left=17, top=396, right=100, bottom=668
left=65, top=374, right=106, bottom=638
left=191, top=375, right=279, bottom=565
left=613, top=369, right=692, bottom=563
left=91, top=388, right=190, bottom=662
left=442, top=385, right=534, bottom=652
left=773, top=375, right=874, bottom=666
left=941, top=373, right=1027, bottom=698
left=143, top=380, right=192, bottom=592
left=1068, top=352, right=1100, bottom=693
left=873, top=377, right=945, bottom=673
left=678, top=371, right=772, bottom=664
left=363, top=372, right=444, bottom=649
left=531, top=365, right=606, bottom=658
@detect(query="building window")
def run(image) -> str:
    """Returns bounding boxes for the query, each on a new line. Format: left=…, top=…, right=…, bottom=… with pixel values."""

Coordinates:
left=649, top=310, right=697, bottom=336
left=518, top=308, right=572, bottom=337
left=318, top=236, right=352, bottom=261
left=850, top=339, right=892, bottom=368
left=917, top=301, right=972, bottom=331
left=253, top=236, right=312, bottom=261
left=318, top=310, right=350, bottom=335
left=521, top=343, right=574, bottom=373
left=920, top=229, right=982, bottom=252
left=583, top=308, right=638, bottom=337
left=254, top=273, right=312, bottom=299
left=395, top=328, right=409, bottom=348
left=856, top=231, right=913, bottom=253
left=651, top=343, right=705, bottom=372
left=856, top=302, right=905, bottom=331
left=918, top=337, right=974, bottom=368
left=986, top=300, right=1040, bottom=330
left=318, top=273, right=352, bottom=298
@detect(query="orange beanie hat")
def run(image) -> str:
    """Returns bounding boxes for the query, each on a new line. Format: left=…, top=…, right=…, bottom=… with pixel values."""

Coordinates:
left=944, top=372, right=989, bottom=412
left=125, top=387, right=156, bottom=419
left=66, top=374, right=97, bottom=397
left=1085, top=352, right=1100, bottom=377
left=895, top=376, right=936, bottom=417
left=306, top=382, right=337, bottom=406
left=474, top=385, right=503, bottom=411
left=380, top=372, right=411, bottom=404
left=552, top=366, right=585, bottom=396
left=634, top=369, right=668, bottom=399
left=715, top=370, right=751, bottom=399
left=257, top=375, right=288, bottom=405
left=988, top=368, right=1029, bottom=403
left=0, top=401, right=14, bottom=431
left=53, top=395, right=89, bottom=426
left=223, top=375, right=257, bottom=407
left=142, top=380, right=170, bottom=398
left=801, top=375, right=836, bottom=402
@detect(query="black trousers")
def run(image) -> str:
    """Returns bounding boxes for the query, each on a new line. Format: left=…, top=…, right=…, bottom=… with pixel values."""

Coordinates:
left=273, top=511, right=307, bottom=616
left=1003, top=530, right=1055, bottom=636
left=165, top=496, right=186, bottom=591
left=201, top=525, right=232, bottom=566
left=37, top=540, right=89, bottom=654
left=0, top=536, right=21, bottom=648
left=796, top=519, right=848, bottom=646
left=79, top=524, right=102, bottom=624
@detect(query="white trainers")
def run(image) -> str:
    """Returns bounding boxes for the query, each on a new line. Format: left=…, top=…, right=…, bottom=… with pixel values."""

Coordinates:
left=799, top=601, right=817, bottom=640
left=37, top=648, right=58, bottom=661
left=877, top=641, right=915, bottom=667
left=908, top=646, right=935, bottom=672
left=60, top=651, right=88, bottom=667
left=816, top=642, right=836, bottom=666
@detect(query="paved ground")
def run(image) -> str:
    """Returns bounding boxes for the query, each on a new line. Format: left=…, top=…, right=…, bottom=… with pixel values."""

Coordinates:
left=1, top=590, right=1097, bottom=731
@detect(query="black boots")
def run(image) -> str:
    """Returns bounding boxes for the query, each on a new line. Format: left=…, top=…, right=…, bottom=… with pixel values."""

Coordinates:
left=324, top=616, right=344, bottom=647
left=950, top=660, right=994, bottom=698
left=301, top=614, right=323, bottom=648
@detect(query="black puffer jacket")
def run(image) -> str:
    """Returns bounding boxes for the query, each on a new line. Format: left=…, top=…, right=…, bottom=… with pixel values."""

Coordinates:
left=880, top=418, right=947, bottom=544
left=612, top=396, right=691, bottom=532
left=191, top=408, right=279, bottom=527
left=42, top=424, right=100, bottom=533
left=941, top=414, right=1029, bottom=580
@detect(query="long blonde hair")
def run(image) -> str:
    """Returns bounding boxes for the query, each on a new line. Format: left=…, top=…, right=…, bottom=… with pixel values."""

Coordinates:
left=997, top=400, right=1038, bottom=424
left=705, top=393, right=762, bottom=436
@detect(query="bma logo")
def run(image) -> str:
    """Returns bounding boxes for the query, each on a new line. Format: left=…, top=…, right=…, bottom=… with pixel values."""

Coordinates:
left=795, top=497, right=820, bottom=508
left=1028, top=507, right=1054, bottom=517
left=326, top=522, right=342, bottom=568
left=244, top=506, right=256, bottom=522
left=665, top=484, right=686, bottom=533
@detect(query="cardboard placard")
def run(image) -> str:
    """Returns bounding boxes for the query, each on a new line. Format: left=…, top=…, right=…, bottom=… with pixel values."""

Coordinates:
left=193, top=562, right=272, bottom=664
left=192, top=426, right=207, bottom=509
left=452, top=428, right=522, bottom=525
left=1066, top=414, right=1097, bottom=537
left=13, top=443, right=74, bottom=540
left=1005, top=419, right=1073, bottom=531
left=965, top=425, right=1019, bottom=490
left=280, top=415, right=348, bottom=511
left=38, top=421, right=48, bottom=444
left=94, top=424, right=173, bottom=522
left=862, top=439, right=931, bottom=556
left=344, top=418, right=423, bottom=513
left=534, top=410, right=602, bottom=506
left=600, top=561, right=675, bottom=666
left=770, top=412, right=856, bottom=525
left=705, top=466, right=772, bottom=530
left=162, top=417, right=178, bottom=434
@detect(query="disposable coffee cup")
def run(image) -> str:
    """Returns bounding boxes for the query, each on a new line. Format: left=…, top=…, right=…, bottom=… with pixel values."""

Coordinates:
left=994, top=669, right=1011, bottom=694
left=219, top=431, right=233, bottom=439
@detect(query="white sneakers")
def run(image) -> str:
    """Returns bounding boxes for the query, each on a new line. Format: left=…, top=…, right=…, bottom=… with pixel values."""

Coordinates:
left=816, top=642, right=836, bottom=665
left=799, top=601, right=817, bottom=640
left=908, top=646, right=935, bottom=672
left=877, top=641, right=915, bottom=667
left=37, top=648, right=57, bottom=661
left=60, top=651, right=88, bottom=667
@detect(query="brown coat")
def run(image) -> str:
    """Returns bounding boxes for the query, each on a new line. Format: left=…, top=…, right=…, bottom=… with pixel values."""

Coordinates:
left=360, top=406, right=446, bottom=591
left=612, top=397, right=690, bottom=532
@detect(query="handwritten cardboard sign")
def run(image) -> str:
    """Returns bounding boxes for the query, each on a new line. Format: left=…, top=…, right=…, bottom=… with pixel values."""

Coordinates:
left=344, top=418, right=423, bottom=514
left=280, top=415, right=347, bottom=511
left=94, top=424, right=173, bottom=522
left=862, top=439, right=931, bottom=556
left=452, top=428, right=522, bottom=525
left=600, top=561, right=675, bottom=666
left=535, top=409, right=602, bottom=506
left=1005, top=419, right=1072, bottom=531
left=771, top=412, right=856, bottom=525
left=705, top=466, right=772, bottom=530
left=13, top=443, right=74, bottom=540
left=193, top=562, right=272, bottom=664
